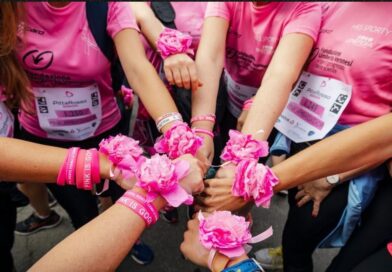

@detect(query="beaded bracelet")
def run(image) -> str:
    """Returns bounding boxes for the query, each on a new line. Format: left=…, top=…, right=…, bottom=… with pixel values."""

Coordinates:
left=194, top=128, right=214, bottom=139
left=190, top=114, right=216, bottom=124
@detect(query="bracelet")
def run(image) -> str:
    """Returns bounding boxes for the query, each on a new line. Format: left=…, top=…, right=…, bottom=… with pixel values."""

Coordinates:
left=157, top=28, right=194, bottom=59
left=154, top=122, right=203, bottom=159
left=117, top=194, right=157, bottom=227
left=75, top=150, right=87, bottom=190
left=232, top=159, right=279, bottom=208
left=124, top=190, right=159, bottom=224
left=190, top=114, right=216, bottom=124
left=90, top=148, right=100, bottom=185
left=194, top=128, right=214, bottom=139
left=57, top=147, right=80, bottom=187
left=156, top=112, right=183, bottom=132
left=242, top=99, right=253, bottom=111
left=220, top=130, right=269, bottom=164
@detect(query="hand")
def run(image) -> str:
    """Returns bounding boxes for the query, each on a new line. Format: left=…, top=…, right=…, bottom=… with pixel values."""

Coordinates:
left=112, top=171, right=137, bottom=191
left=236, top=109, right=249, bottom=131
left=180, top=216, right=209, bottom=268
left=196, top=164, right=249, bottom=213
left=163, top=53, right=202, bottom=92
left=175, top=154, right=204, bottom=195
left=295, top=178, right=334, bottom=217
left=195, top=135, right=214, bottom=171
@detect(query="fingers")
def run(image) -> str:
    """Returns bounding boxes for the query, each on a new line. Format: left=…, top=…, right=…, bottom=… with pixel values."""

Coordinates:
left=163, top=65, right=175, bottom=85
left=187, top=64, right=200, bottom=92
left=312, top=200, right=320, bottom=217
left=180, top=65, right=191, bottom=90
left=296, top=194, right=312, bottom=207
left=172, top=68, right=183, bottom=88
left=295, top=189, right=306, bottom=201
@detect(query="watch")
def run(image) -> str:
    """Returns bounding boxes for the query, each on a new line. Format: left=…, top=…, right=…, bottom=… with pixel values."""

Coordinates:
left=326, top=174, right=340, bottom=185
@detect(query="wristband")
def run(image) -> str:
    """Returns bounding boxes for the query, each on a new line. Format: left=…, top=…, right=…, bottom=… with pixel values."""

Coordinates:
left=83, top=149, right=94, bottom=190
left=117, top=195, right=156, bottom=227
left=156, top=112, right=183, bottom=132
left=157, top=28, right=194, bottom=59
left=75, top=150, right=86, bottom=190
left=194, top=128, right=214, bottom=139
left=124, top=190, right=159, bottom=224
left=233, top=159, right=279, bottom=208
left=220, top=130, right=269, bottom=164
left=190, top=114, right=216, bottom=124
left=65, top=147, right=80, bottom=186
left=90, top=148, right=100, bottom=185
left=242, top=99, right=253, bottom=111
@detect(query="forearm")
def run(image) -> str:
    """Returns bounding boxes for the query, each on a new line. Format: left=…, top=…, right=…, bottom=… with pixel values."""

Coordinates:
left=31, top=189, right=166, bottom=271
left=273, top=113, right=392, bottom=191
left=130, top=2, right=163, bottom=50
left=0, top=138, right=111, bottom=183
left=241, top=77, right=291, bottom=141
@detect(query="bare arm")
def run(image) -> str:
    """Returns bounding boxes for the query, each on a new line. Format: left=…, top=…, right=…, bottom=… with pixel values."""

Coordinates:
left=0, top=138, right=110, bottom=183
left=274, top=113, right=392, bottom=191
left=114, top=28, right=178, bottom=132
left=241, top=33, right=314, bottom=141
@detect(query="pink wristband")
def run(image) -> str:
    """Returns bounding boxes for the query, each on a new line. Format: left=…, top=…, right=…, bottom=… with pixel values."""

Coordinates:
left=57, top=155, right=67, bottom=186
left=242, top=99, right=253, bottom=110
left=75, top=150, right=86, bottom=190
left=83, top=149, right=94, bottom=190
left=124, top=190, right=159, bottom=224
left=66, top=147, right=80, bottom=186
left=117, top=195, right=157, bottom=227
left=190, top=114, right=216, bottom=124
left=91, top=149, right=100, bottom=185
left=194, top=128, right=214, bottom=138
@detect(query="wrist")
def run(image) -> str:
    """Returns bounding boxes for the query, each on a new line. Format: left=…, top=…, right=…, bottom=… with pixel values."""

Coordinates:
left=191, top=120, right=214, bottom=131
left=225, top=254, right=249, bottom=269
left=132, top=187, right=167, bottom=211
left=99, top=153, right=111, bottom=180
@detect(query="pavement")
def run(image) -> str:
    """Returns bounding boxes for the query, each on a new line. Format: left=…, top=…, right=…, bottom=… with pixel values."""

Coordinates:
left=12, top=194, right=339, bottom=272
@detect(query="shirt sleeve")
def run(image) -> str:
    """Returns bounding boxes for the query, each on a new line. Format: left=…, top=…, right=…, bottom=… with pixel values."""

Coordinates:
left=204, top=2, right=232, bottom=22
left=283, top=3, right=322, bottom=42
left=107, top=2, right=140, bottom=39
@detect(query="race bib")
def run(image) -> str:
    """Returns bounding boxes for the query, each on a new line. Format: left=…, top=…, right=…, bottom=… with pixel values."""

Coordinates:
left=275, top=72, right=352, bottom=143
left=224, top=70, right=258, bottom=118
left=33, top=84, right=102, bottom=141
left=0, top=101, right=14, bottom=138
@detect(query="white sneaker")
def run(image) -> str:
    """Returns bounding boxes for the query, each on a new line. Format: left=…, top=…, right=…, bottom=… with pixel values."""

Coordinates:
left=254, top=246, right=283, bottom=270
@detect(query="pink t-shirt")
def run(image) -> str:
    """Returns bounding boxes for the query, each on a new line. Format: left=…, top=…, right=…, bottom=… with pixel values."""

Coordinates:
left=17, top=2, right=139, bottom=140
left=206, top=2, right=321, bottom=117
left=306, top=2, right=392, bottom=125
left=0, top=87, right=14, bottom=138
left=205, top=2, right=321, bottom=117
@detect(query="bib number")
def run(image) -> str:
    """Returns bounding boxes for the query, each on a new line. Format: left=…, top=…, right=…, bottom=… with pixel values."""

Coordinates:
left=275, top=72, right=352, bottom=143
left=224, top=70, right=258, bottom=118
left=34, top=84, right=102, bottom=141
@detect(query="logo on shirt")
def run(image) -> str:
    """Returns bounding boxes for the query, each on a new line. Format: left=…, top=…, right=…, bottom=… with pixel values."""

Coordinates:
left=23, top=50, right=54, bottom=71
left=65, top=91, right=74, bottom=98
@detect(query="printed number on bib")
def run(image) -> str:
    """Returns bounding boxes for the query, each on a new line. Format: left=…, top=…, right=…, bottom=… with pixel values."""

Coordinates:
left=0, top=101, right=14, bottom=137
left=224, top=70, right=258, bottom=118
left=275, top=72, right=352, bottom=143
left=34, top=84, right=102, bottom=141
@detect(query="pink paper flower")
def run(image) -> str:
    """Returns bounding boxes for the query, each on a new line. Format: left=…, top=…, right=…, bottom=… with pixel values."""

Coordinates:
left=157, top=28, right=194, bottom=59
left=121, top=86, right=134, bottom=107
left=99, top=135, right=143, bottom=178
left=136, top=154, right=192, bottom=207
left=233, top=159, right=279, bottom=208
left=154, top=122, right=203, bottom=159
left=220, top=130, right=269, bottom=164
left=198, top=211, right=252, bottom=258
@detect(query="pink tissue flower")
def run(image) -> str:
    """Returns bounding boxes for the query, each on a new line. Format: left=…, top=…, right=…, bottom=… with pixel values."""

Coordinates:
left=154, top=122, right=203, bottom=159
left=121, top=86, right=134, bottom=107
left=220, top=130, right=269, bottom=164
left=136, top=154, right=192, bottom=207
left=233, top=159, right=279, bottom=208
left=198, top=211, right=252, bottom=258
left=157, top=28, right=194, bottom=59
left=99, top=135, right=143, bottom=178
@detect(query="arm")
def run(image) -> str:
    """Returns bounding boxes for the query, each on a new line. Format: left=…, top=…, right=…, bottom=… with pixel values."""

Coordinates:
left=191, top=17, right=229, bottom=161
left=114, top=28, right=179, bottom=132
left=129, top=2, right=200, bottom=91
left=0, top=137, right=110, bottom=183
left=241, top=33, right=314, bottom=141
left=273, top=113, right=392, bottom=191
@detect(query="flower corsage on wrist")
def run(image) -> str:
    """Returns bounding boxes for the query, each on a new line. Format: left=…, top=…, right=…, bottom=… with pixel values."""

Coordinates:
left=220, top=130, right=269, bottom=164
left=157, top=27, right=194, bottom=59
left=135, top=154, right=193, bottom=207
left=198, top=211, right=273, bottom=271
left=154, top=121, right=203, bottom=159
left=233, top=159, right=279, bottom=208
left=99, top=134, right=143, bottom=181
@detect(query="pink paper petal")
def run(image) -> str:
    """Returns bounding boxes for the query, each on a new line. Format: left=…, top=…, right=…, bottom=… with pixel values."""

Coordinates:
left=162, top=185, right=192, bottom=207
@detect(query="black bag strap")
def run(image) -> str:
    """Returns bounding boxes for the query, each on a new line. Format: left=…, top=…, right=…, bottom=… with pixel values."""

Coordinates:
left=85, top=2, right=115, bottom=62
left=150, top=2, right=177, bottom=29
